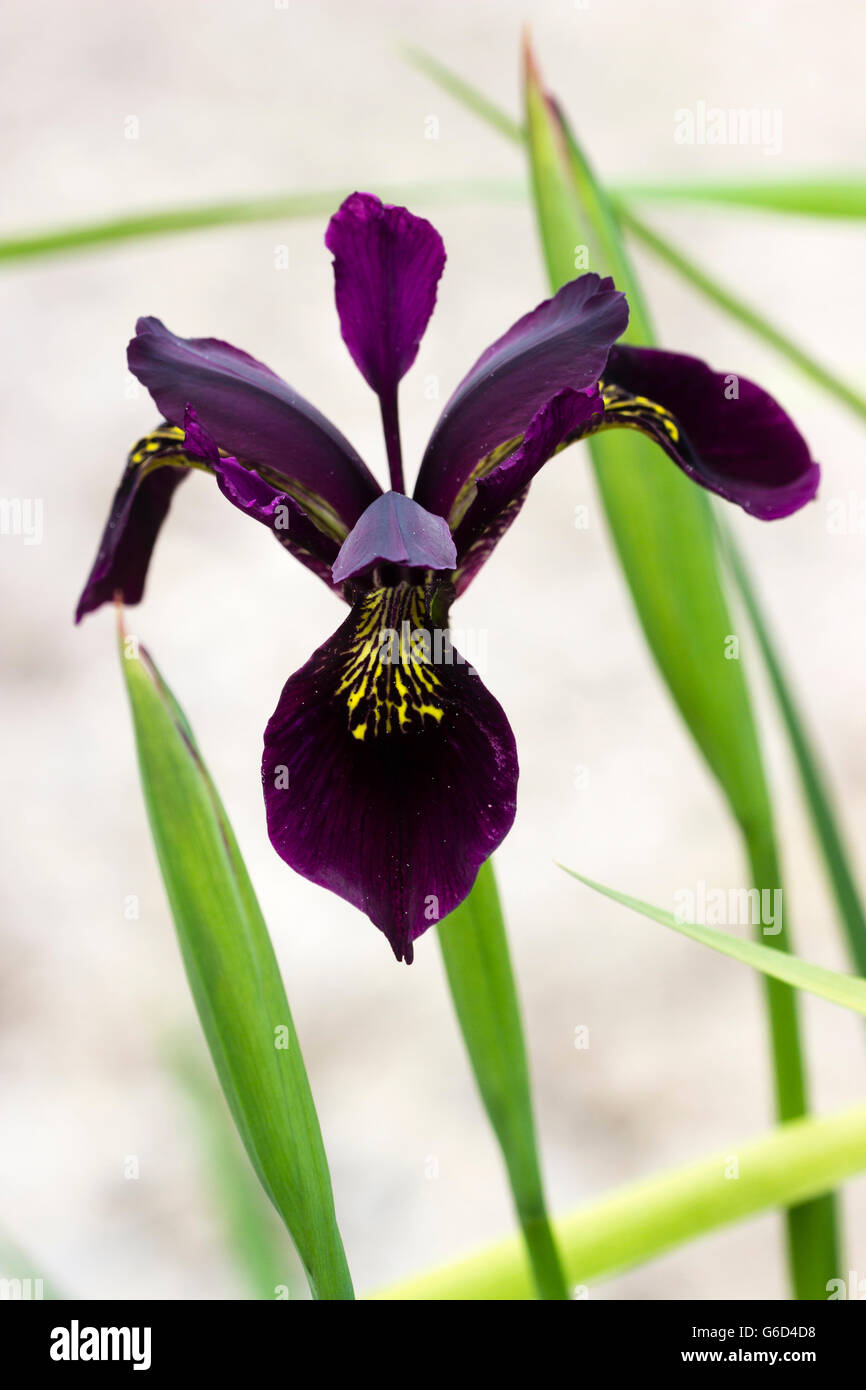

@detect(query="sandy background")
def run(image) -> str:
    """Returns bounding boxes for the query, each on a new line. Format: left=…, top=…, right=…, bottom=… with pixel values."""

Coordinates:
left=2, top=0, right=865, bottom=1299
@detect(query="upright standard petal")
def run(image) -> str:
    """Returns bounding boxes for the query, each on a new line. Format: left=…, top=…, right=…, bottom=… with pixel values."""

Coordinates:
left=262, top=583, right=518, bottom=963
left=76, top=425, right=191, bottom=622
left=324, top=192, right=446, bottom=399
left=414, top=273, right=628, bottom=520
left=452, top=387, right=603, bottom=593
left=599, top=346, right=821, bottom=518
left=128, top=317, right=381, bottom=527
left=331, top=492, right=456, bottom=585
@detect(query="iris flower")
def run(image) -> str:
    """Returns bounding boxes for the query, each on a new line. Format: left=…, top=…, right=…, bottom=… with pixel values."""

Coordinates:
left=77, top=192, right=819, bottom=962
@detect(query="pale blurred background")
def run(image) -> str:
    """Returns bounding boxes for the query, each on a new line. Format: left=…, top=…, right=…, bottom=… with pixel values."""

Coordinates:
left=2, top=0, right=865, bottom=1299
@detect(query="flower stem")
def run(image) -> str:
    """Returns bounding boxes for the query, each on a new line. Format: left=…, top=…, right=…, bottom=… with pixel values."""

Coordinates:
left=744, top=826, right=841, bottom=1298
left=438, top=862, right=569, bottom=1300
left=380, top=390, right=405, bottom=493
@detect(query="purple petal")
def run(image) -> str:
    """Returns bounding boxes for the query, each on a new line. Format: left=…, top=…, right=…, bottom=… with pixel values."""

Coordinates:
left=213, top=456, right=341, bottom=591
left=75, top=428, right=189, bottom=622
left=452, top=387, right=603, bottom=593
left=182, top=404, right=342, bottom=590
left=602, top=346, right=821, bottom=519
left=325, top=192, right=446, bottom=399
left=414, top=273, right=628, bottom=519
left=128, top=317, right=381, bottom=526
left=262, top=583, right=518, bottom=963
left=331, top=492, right=456, bottom=585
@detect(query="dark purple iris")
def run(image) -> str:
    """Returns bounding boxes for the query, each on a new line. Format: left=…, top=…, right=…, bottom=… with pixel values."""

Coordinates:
left=77, top=192, right=820, bottom=963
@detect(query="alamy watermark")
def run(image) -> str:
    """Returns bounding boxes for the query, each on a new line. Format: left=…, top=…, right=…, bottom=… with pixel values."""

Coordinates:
left=378, top=622, right=488, bottom=677
left=0, top=497, right=43, bottom=545
left=674, top=102, right=783, bottom=156
left=674, top=879, right=783, bottom=934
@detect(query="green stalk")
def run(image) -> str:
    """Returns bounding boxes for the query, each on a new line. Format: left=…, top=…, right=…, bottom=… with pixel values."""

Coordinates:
left=718, top=524, right=866, bottom=976
left=120, top=628, right=353, bottom=1299
left=438, top=862, right=567, bottom=1299
left=403, top=43, right=841, bottom=1297
left=524, top=56, right=838, bottom=1298
left=373, top=1103, right=866, bottom=1300
left=734, top=832, right=839, bottom=1295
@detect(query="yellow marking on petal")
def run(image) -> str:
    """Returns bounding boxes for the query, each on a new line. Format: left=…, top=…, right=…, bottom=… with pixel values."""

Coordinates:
left=447, top=434, right=524, bottom=532
left=128, top=423, right=194, bottom=477
left=599, top=382, right=681, bottom=444
left=336, top=584, right=447, bottom=740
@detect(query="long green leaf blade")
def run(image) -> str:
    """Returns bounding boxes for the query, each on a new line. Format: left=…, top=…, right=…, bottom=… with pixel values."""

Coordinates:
left=561, top=867, right=866, bottom=1014
left=119, top=623, right=352, bottom=1300
left=523, top=59, right=836, bottom=1301
left=717, top=527, right=866, bottom=976
left=373, top=1103, right=866, bottom=1299
left=400, top=45, right=525, bottom=144
left=405, top=44, right=838, bottom=1298
left=0, top=180, right=523, bottom=265
left=617, top=206, right=866, bottom=425
left=613, top=178, right=866, bottom=219
left=437, top=861, right=567, bottom=1299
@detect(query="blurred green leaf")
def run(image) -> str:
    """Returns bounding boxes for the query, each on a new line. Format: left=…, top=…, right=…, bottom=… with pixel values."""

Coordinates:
left=717, top=524, right=866, bottom=977
left=561, top=867, right=866, bottom=1015
left=400, top=45, right=525, bottom=143
left=405, top=43, right=838, bottom=1299
left=403, top=50, right=866, bottom=426
left=438, top=860, right=567, bottom=1299
left=374, top=1102, right=866, bottom=1299
left=613, top=178, right=866, bottom=219
left=119, top=621, right=352, bottom=1300
left=525, top=55, right=838, bottom=1303
left=0, top=179, right=524, bottom=264
left=169, top=1044, right=305, bottom=1300
left=404, top=49, right=865, bottom=222
left=617, top=206, right=866, bottom=425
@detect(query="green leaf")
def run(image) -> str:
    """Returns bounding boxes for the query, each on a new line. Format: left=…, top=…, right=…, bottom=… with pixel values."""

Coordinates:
left=612, top=177, right=866, bottom=219
left=616, top=206, right=866, bottom=426
left=529, top=69, right=844, bottom=1298
left=525, top=57, right=838, bottom=1302
left=404, top=50, right=866, bottom=427
left=437, top=861, right=567, bottom=1299
left=717, top=525, right=866, bottom=977
left=118, top=622, right=352, bottom=1300
left=560, top=867, right=866, bottom=1015
left=0, top=179, right=524, bottom=265
left=402, top=43, right=839, bottom=1298
left=400, top=46, right=525, bottom=144
left=373, top=1102, right=866, bottom=1299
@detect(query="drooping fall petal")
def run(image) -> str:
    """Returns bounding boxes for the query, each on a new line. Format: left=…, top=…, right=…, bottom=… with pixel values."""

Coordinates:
left=600, top=345, right=821, bottom=519
left=128, top=316, right=381, bottom=526
left=75, top=426, right=190, bottom=622
left=262, top=583, right=518, bottom=963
